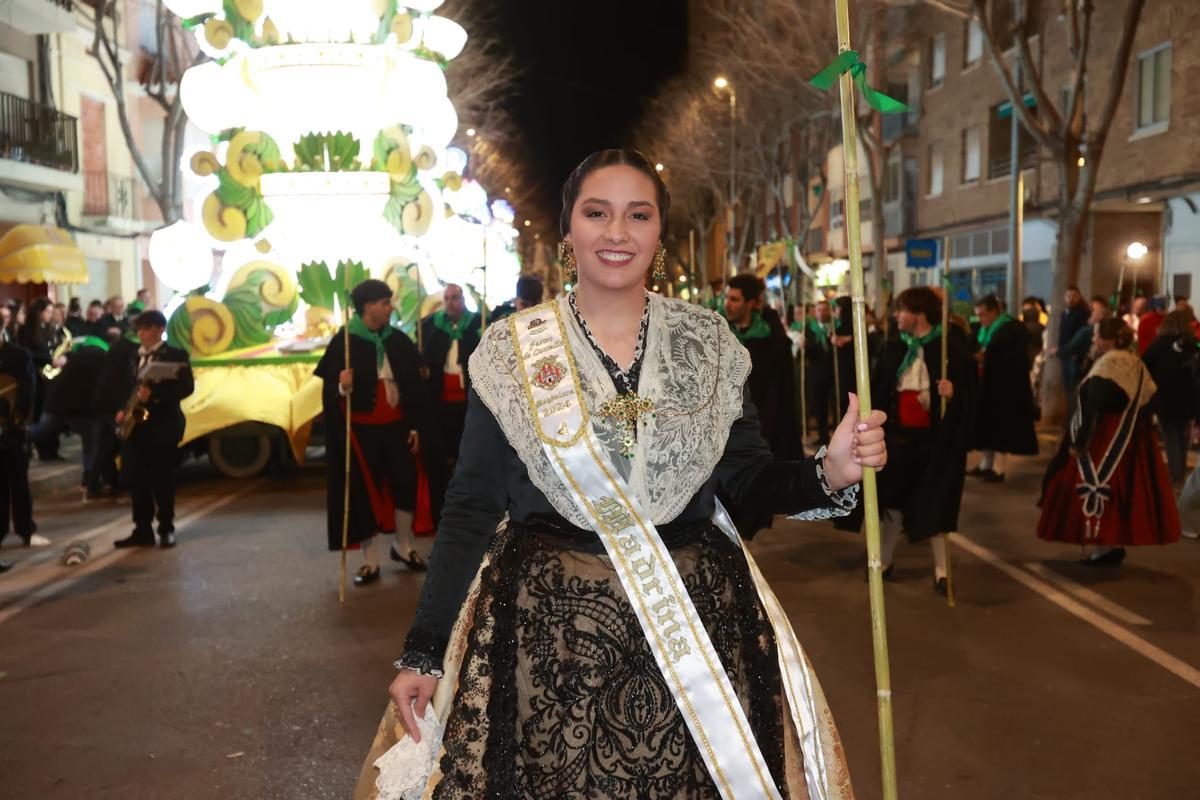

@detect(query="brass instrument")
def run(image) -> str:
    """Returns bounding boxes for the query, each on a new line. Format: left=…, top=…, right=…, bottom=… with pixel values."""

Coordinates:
left=116, top=380, right=150, bottom=440
left=42, top=327, right=73, bottom=380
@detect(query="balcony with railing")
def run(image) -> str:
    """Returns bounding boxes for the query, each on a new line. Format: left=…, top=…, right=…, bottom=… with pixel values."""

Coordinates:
left=7, top=0, right=76, bottom=34
left=83, top=170, right=140, bottom=222
left=0, top=91, right=82, bottom=193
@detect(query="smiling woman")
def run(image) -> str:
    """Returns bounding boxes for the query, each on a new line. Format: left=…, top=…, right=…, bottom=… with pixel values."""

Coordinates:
left=355, top=149, right=888, bottom=800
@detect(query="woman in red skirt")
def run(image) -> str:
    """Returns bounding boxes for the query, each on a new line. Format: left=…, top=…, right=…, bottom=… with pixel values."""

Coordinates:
left=1038, top=318, right=1181, bottom=565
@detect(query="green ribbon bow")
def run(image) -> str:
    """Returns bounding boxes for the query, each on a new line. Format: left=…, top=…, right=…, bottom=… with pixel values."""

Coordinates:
left=809, top=50, right=911, bottom=114
left=347, top=315, right=394, bottom=370
left=897, top=325, right=942, bottom=379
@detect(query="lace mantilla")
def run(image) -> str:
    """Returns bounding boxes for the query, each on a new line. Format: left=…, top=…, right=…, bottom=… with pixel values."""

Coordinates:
left=469, top=295, right=751, bottom=528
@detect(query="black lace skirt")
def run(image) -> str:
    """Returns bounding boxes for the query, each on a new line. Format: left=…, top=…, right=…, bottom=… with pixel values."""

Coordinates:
left=430, top=523, right=791, bottom=800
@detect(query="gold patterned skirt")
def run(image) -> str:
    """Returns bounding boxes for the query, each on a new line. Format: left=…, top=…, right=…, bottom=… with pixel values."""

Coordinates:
left=353, top=524, right=854, bottom=800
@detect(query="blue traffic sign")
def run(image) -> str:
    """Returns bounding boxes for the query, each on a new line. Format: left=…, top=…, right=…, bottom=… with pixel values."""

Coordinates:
left=905, top=238, right=940, bottom=268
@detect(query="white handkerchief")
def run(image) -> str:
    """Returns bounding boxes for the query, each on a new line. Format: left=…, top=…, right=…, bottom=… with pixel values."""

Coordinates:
left=373, top=705, right=444, bottom=800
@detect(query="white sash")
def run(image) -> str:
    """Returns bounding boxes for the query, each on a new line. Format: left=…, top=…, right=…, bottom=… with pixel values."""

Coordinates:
left=510, top=302, right=833, bottom=800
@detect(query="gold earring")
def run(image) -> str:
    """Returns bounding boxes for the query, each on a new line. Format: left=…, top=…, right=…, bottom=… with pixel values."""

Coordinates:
left=559, top=241, right=578, bottom=283
left=651, top=242, right=668, bottom=281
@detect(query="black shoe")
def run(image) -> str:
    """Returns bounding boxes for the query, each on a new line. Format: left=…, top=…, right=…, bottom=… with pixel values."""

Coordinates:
left=114, top=532, right=156, bottom=549
left=391, top=547, right=428, bottom=572
left=1080, top=547, right=1127, bottom=567
left=980, top=470, right=1006, bottom=483
left=353, top=566, right=381, bottom=586
left=0, top=560, right=12, bottom=573
left=159, top=531, right=177, bottom=549
left=934, top=577, right=948, bottom=596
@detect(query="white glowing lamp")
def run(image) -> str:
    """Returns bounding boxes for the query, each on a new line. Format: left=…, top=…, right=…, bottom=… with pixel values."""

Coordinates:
left=412, top=16, right=467, bottom=60
left=162, top=0, right=219, bottom=17
left=1126, top=241, right=1148, bottom=261
left=258, top=171, right=431, bottom=272
left=149, top=221, right=216, bottom=292
left=263, top=0, right=381, bottom=43
left=427, top=216, right=485, bottom=286
left=178, top=45, right=459, bottom=148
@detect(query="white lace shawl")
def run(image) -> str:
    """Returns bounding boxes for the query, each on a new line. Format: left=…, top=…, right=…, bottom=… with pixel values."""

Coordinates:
left=468, top=294, right=751, bottom=529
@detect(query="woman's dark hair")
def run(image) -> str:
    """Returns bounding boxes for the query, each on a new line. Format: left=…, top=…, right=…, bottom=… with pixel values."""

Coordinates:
left=897, top=287, right=942, bottom=323
left=29, top=297, right=51, bottom=317
left=1157, top=309, right=1194, bottom=339
left=1096, top=318, right=1134, bottom=349
left=559, top=149, right=670, bottom=240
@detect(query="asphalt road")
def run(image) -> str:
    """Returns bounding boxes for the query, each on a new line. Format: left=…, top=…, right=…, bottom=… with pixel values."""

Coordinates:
left=1, top=434, right=1197, bottom=799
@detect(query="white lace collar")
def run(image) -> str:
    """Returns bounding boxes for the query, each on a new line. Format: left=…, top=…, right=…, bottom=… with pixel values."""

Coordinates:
left=468, top=294, right=751, bottom=527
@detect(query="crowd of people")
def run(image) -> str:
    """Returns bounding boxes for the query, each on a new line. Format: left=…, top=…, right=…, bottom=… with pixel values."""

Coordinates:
left=714, top=275, right=1189, bottom=587
left=0, top=289, right=193, bottom=572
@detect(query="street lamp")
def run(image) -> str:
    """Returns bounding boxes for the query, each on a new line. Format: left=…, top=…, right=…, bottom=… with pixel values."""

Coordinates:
left=1116, top=240, right=1148, bottom=308
left=713, top=76, right=737, bottom=276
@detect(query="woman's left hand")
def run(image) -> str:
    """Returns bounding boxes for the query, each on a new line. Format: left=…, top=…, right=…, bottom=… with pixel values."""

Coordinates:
left=824, top=393, right=887, bottom=490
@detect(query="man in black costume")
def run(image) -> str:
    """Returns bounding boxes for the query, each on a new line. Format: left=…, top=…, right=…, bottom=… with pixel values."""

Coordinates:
left=315, top=279, right=444, bottom=585
left=0, top=332, right=39, bottom=564
left=419, top=283, right=480, bottom=464
left=839, top=287, right=976, bottom=594
left=801, top=299, right=836, bottom=445
left=970, top=294, right=1039, bottom=482
left=723, top=273, right=800, bottom=459
left=96, top=311, right=194, bottom=549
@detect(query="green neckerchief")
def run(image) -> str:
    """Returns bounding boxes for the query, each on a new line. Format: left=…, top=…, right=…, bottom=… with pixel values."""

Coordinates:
left=433, top=309, right=473, bottom=342
left=730, top=312, right=771, bottom=343
left=897, top=325, right=942, bottom=379
left=346, top=315, right=394, bottom=369
left=72, top=336, right=109, bottom=352
left=805, top=317, right=832, bottom=344
left=977, top=312, right=1014, bottom=350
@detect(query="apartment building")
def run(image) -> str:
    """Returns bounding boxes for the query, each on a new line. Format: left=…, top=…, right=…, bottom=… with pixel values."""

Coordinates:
left=0, top=0, right=165, bottom=310
left=915, top=0, right=1200, bottom=308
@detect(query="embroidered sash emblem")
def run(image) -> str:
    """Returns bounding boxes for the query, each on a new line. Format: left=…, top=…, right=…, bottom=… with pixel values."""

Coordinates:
left=531, top=356, right=567, bottom=390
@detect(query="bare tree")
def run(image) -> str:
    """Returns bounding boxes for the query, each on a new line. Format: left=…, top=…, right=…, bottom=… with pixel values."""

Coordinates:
left=82, top=0, right=202, bottom=224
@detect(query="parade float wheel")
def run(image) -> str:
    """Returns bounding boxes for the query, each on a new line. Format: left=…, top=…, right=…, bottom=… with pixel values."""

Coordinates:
left=208, top=432, right=272, bottom=478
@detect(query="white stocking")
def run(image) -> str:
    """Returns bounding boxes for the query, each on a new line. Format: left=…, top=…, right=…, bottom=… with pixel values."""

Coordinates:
left=931, top=534, right=948, bottom=580
left=979, top=450, right=995, bottom=472
left=361, top=535, right=380, bottom=569
left=393, top=509, right=415, bottom=555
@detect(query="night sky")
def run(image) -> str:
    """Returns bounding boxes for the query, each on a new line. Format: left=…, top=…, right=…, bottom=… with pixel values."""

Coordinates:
left=487, top=0, right=689, bottom=223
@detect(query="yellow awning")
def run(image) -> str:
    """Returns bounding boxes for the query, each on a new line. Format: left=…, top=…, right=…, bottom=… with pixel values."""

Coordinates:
left=0, top=224, right=88, bottom=284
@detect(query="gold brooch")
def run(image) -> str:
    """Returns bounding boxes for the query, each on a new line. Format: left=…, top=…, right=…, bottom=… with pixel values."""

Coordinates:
left=597, top=394, right=655, bottom=459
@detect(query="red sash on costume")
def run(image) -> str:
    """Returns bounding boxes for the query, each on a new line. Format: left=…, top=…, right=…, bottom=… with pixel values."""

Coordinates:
left=897, top=390, right=932, bottom=428
left=344, top=380, right=436, bottom=535
left=441, top=372, right=466, bottom=404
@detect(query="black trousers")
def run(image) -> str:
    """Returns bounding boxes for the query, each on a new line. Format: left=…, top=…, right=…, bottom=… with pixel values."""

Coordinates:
left=438, top=400, right=467, bottom=462
left=806, top=374, right=832, bottom=444
left=354, top=420, right=417, bottom=511
left=0, top=443, right=35, bottom=541
left=121, top=426, right=179, bottom=535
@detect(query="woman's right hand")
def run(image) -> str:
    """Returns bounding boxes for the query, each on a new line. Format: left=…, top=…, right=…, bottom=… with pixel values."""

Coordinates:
left=388, top=670, right=439, bottom=743
left=339, top=368, right=354, bottom=391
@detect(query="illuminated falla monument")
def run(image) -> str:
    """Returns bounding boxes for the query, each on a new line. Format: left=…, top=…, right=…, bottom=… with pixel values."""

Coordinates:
left=150, top=0, right=514, bottom=473
left=154, top=0, right=486, bottom=353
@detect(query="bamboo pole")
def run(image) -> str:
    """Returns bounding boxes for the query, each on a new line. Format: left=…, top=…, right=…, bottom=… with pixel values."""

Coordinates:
left=800, top=274, right=809, bottom=449
left=831, top=3, right=899, bottom=797
left=339, top=276, right=353, bottom=605
left=941, top=238, right=956, bottom=609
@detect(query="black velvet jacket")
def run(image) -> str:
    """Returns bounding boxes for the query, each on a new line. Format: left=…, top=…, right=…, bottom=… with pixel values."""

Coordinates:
left=402, top=387, right=849, bottom=665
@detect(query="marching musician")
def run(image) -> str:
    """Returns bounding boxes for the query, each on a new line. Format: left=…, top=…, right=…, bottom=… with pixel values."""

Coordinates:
left=96, top=310, right=193, bottom=549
